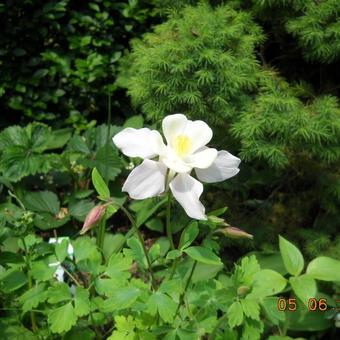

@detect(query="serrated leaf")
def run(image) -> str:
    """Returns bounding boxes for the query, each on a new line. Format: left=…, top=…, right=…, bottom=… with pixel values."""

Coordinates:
left=279, top=236, right=304, bottom=276
left=47, top=282, right=72, bottom=304
left=290, top=275, right=317, bottom=307
left=106, top=251, right=133, bottom=279
left=102, top=287, right=140, bottom=312
left=69, top=199, right=95, bottom=222
left=127, top=237, right=147, bottom=268
left=147, top=292, right=177, bottom=323
left=228, top=301, right=244, bottom=328
left=55, top=238, right=68, bottom=262
left=74, top=287, right=90, bottom=317
left=48, top=302, right=77, bottom=334
left=306, top=256, right=340, bottom=281
left=18, top=283, right=47, bottom=313
left=179, top=222, right=199, bottom=251
left=23, top=191, right=60, bottom=215
left=183, top=246, right=222, bottom=265
left=31, top=260, right=56, bottom=281
left=241, top=299, right=260, bottom=321
left=92, top=167, right=110, bottom=199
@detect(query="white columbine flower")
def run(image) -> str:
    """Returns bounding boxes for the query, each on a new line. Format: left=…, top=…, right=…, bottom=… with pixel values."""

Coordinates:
left=113, top=113, right=240, bottom=220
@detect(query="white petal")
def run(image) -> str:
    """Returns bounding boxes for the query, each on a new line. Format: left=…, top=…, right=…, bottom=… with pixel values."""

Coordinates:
left=113, top=128, right=165, bottom=159
left=161, top=148, right=192, bottom=173
left=195, top=150, right=241, bottom=183
left=169, top=173, right=206, bottom=220
left=162, top=114, right=188, bottom=146
left=185, top=147, right=218, bottom=169
left=122, top=160, right=167, bottom=199
left=184, top=120, right=213, bottom=152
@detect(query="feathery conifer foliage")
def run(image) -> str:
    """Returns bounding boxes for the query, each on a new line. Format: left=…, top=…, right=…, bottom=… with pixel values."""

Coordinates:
left=119, top=3, right=265, bottom=124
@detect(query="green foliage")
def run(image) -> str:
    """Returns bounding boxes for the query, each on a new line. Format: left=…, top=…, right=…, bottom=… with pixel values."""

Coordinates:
left=120, top=2, right=264, bottom=123
left=286, top=0, right=340, bottom=63
left=0, top=0, right=155, bottom=124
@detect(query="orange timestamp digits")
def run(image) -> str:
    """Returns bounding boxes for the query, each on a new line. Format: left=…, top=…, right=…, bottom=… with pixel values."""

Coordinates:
left=277, top=297, right=338, bottom=312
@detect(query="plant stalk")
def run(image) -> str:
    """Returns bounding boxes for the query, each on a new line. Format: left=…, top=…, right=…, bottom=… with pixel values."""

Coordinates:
left=166, top=192, right=175, bottom=250
left=21, top=238, right=38, bottom=333
left=208, top=313, right=228, bottom=340
left=175, top=260, right=197, bottom=317
left=120, top=206, right=156, bottom=290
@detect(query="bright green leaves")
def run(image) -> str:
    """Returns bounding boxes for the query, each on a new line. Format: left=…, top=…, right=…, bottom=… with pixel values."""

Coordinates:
left=92, top=167, right=110, bottom=199
left=48, top=302, right=77, bottom=334
left=183, top=246, right=222, bottom=266
left=228, top=301, right=244, bottom=328
left=279, top=236, right=304, bottom=276
left=102, top=287, right=141, bottom=312
left=147, top=292, right=177, bottom=323
left=250, top=270, right=287, bottom=298
left=47, top=284, right=91, bottom=334
left=105, top=250, right=133, bottom=280
left=74, top=287, right=91, bottom=317
left=290, top=275, right=317, bottom=307
left=241, top=299, right=260, bottom=321
left=0, top=268, right=27, bottom=293
left=18, top=283, right=47, bottom=313
left=179, top=222, right=199, bottom=251
left=306, top=256, right=340, bottom=281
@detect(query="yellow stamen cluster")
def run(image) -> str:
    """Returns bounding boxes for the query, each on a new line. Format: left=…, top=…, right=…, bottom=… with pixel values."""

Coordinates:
left=173, top=135, right=192, bottom=157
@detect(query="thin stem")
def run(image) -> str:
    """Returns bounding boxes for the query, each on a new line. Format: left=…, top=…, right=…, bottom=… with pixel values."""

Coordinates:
left=96, top=216, right=106, bottom=252
left=120, top=206, right=156, bottom=290
left=175, top=261, right=197, bottom=317
left=61, top=265, right=81, bottom=287
left=169, top=258, right=179, bottom=280
left=208, top=313, right=228, bottom=340
left=166, top=192, right=174, bottom=250
left=21, top=238, right=37, bottom=333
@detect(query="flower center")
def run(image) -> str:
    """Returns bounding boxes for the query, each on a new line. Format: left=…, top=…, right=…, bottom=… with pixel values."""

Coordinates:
left=173, top=134, right=192, bottom=157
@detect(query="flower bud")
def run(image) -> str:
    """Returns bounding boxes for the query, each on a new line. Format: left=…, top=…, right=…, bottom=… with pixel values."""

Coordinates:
left=80, top=205, right=106, bottom=235
left=237, top=285, right=251, bottom=297
left=217, top=226, right=253, bottom=240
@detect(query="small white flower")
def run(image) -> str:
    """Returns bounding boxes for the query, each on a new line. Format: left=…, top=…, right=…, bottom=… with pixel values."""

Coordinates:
left=113, top=113, right=240, bottom=220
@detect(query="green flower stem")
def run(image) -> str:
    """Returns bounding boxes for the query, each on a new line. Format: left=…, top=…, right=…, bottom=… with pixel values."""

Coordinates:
left=120, top=205, right=156, bottom=290
left=208, top=313, right=228, bottom=340
left=96, top=216, right=106, bottom=252
left=166, top=191, right=175, bottom=250
left=21, top=237, right=37, bottom=333
left=175, top=260, right=197, bottom=317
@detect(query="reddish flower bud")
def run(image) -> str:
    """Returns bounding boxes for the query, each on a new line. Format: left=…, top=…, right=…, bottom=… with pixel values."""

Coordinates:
left=217, top=226, right=253, bottom=240
left=80, top=205, right=106, bottom=235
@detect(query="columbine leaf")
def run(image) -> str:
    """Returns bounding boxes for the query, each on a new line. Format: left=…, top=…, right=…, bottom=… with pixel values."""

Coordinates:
left=279, top=235, right=304, bottom=276
left=74, top=287, right=90, bottom=317
left=18, top=283, right=47, bottom=313
left=147, top=292, right=177, bottom=323
left=48, top=302, right=77, bottom=334
left=47, top=282, right=72, bottom=304
left=241, top=299, right=260, bottom=321
left=102, top=287, right=140, bottom=312
left=228, top=301, right=244, bottom=328
left=183, top=246, right=222, bottom=265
